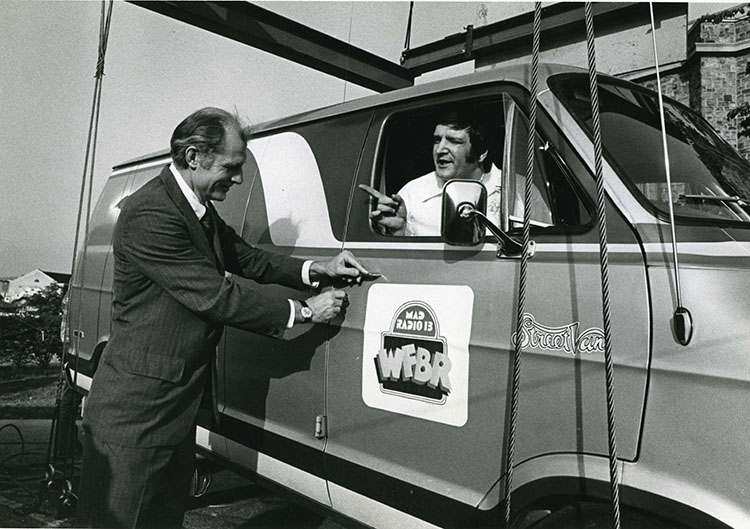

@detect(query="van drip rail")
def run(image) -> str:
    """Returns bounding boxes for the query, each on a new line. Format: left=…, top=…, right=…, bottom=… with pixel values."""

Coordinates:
left=503, top=2, right=541, bottom=526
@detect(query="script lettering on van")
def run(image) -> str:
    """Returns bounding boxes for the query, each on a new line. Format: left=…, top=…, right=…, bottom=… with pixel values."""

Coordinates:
left=512, top=313, right=604, bottom=355
left=375, top=302, right=451, bottom=402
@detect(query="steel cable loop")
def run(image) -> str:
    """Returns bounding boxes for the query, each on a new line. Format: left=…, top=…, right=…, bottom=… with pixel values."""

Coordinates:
left=584, top=4, right=622, bottom=528
left=503, top=3, right=541, bottom=526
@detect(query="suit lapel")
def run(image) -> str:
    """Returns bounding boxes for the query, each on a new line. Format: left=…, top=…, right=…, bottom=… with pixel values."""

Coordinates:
left=159, top=166, right=219, bottom=268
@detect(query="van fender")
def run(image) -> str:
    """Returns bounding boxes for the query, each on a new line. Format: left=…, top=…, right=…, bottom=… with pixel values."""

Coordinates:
left=477, top=453, right=737, bottom=529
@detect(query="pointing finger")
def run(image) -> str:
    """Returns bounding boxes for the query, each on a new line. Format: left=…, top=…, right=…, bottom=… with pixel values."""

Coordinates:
left=358, top=184, right=383, bottom=200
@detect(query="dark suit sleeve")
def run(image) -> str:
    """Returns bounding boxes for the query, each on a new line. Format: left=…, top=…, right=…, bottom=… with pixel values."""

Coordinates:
left=118, top=198, right=303, bottom=335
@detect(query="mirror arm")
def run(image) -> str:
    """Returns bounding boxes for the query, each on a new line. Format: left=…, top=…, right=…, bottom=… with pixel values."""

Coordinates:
left=458, top=204, right=523, bottom=255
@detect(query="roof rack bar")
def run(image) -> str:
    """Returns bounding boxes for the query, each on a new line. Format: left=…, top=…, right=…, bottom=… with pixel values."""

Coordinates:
left=401, top=2, right=686, bottom=74
left=129, top=1, right=415, bottom=93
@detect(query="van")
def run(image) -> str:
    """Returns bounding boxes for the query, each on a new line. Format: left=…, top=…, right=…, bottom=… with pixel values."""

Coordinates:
left=63, top=63, right=750, bottom=528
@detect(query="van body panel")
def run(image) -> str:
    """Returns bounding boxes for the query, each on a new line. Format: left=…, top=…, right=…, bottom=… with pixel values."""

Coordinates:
left=323, top=81, right=650, bottom=520
left=67, top=171, right=132, bottom=370
left=65, top=63, right=750, bottom=528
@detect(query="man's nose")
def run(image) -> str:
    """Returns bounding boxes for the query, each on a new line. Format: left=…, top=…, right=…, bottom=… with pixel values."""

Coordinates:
left=231, top=170, right=243, bottom=185
left=436, top=139, right=449, bottom=152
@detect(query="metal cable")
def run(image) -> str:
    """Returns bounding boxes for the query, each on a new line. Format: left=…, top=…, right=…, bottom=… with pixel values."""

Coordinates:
left=503, top=3, right=541, bottom=525
left=403, top=1, right=414, bottom=51
left=57, top=0, right=113, bottom=486
left=584, top=4, right=622, bottom=528
left=70, top=0, right=113, bottom=386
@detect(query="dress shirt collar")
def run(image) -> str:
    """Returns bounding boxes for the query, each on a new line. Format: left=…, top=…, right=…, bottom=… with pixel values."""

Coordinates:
left=169, top=163, right=206, bottom=219
left=422, top=166, right=501, bottom=203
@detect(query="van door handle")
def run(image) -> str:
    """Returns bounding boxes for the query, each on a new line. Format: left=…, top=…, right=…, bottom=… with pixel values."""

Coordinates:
left=72, top=330, right=85, bottom=339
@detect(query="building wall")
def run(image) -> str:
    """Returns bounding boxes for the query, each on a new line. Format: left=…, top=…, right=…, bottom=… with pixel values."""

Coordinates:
left=4, top=269, right=58, bottom=301
left=700, top=55, right=739, bottom=146
left=639, top=65, right=698, bottom=109
left=633, top=10, right=750, bottom=159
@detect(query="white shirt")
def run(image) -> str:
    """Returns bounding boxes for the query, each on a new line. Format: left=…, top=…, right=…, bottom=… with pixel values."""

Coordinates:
left=398, top=165, right=503, bottom=237
left=169, top=164, right=310, bottom=328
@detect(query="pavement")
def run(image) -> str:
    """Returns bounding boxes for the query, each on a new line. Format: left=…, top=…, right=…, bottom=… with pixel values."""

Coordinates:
left=0, top=419, right=347, bottom=529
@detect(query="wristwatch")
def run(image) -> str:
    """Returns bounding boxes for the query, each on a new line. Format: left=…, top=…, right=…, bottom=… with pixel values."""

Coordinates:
left=299, top=300, right=313, bottom=323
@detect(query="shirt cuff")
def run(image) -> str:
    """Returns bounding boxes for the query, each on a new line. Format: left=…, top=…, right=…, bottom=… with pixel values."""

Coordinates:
left=287, top=299, right=296, bottom=329
left=302, top=260, right=319, bottom=288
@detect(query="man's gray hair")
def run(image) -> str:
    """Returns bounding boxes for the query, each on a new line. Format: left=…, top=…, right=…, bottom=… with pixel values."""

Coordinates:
left=170, top=107, right=250, bottom=169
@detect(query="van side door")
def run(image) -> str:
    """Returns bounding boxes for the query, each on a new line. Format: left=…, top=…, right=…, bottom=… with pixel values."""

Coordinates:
left=216, top=113, right=372, bottom=506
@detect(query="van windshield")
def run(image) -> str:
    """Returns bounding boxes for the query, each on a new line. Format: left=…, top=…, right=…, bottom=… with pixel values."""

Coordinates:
left=550, top=74, right=750, bottom=224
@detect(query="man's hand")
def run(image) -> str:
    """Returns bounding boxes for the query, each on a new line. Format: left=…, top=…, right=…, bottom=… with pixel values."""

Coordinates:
left=310, top=250, right=369, bottom=285
left=359, top=184, right=406, bottom=236
left=303, top=290, right=348, bottom=323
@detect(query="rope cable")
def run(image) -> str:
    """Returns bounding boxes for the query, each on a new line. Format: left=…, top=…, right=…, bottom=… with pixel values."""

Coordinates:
left=503, top=3, right=541, bottom=525
left=584, top=4, right=622, bottom=528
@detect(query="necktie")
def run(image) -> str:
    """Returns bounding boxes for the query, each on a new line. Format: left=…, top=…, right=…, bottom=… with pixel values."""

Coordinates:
left=200, top=209, right=213, bottom=242
left=200, top=208, right=220, bottom=266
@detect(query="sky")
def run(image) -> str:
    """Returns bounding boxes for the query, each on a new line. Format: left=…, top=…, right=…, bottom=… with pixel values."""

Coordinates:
left=0, top=0, right=739, bottom=278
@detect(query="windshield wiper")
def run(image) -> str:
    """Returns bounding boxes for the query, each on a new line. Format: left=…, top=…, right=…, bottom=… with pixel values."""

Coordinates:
left=679, top=194, right=750, bottom=206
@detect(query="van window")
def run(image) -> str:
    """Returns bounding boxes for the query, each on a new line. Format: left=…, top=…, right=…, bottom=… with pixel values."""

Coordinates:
left=550, top=73, right=750, bottom=225
left=504, top=97, right=591, bottom=230
left=370, top=96, right=590, bottom=238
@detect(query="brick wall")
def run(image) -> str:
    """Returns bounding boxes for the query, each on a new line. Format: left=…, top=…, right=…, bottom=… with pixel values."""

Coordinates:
left=701, top=56, right=739, bottom=146
left=639, top=67, right=696, bottom=108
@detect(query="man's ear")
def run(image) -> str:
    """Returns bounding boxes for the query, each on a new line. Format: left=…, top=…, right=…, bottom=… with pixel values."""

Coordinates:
left=478, top=150, right=488, bottom=164
left=185, top=146, right=199, bottom=170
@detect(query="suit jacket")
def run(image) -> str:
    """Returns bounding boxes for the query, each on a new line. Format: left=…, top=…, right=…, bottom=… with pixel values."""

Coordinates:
left=83, top=166, right=306, bottom=447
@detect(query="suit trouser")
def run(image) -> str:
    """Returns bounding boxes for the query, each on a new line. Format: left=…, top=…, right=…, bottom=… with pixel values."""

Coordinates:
left=76, top=427, right=195, bottom=529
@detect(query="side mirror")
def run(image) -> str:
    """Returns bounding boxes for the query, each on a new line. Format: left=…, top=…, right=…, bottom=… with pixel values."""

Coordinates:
left=441, top=180, right=487, bottom=246
left=441, top=179, right=524, bottom=254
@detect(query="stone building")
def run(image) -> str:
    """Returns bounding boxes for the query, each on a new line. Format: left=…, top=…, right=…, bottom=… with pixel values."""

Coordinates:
left=623, top=4, right=750, bottom=159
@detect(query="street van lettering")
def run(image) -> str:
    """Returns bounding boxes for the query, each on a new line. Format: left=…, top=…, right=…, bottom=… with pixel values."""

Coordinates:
left=576, top=327, right=605, bottom=354
left=376, top=344, right=452, bottom=393
left=513, top=313, right=604, bottom=355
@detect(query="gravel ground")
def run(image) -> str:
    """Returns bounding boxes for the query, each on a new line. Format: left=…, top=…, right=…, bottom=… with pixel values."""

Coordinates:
left=0, top=420, right=348, bottom=529
left=0, top=365, right=349, bottom=529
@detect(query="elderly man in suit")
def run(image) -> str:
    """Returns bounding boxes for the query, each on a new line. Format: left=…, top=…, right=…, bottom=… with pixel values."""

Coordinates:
left=76, top=107, right=369, bottom=528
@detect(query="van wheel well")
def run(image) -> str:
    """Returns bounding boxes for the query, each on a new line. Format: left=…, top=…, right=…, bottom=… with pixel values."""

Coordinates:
left=514, top=499, right=688, bottom=529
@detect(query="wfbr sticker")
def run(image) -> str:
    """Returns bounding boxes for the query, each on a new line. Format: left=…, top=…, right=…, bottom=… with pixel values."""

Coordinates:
left=362, top=284, right=473, bottom=427
left=376, top=302, right=451, bottom=401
